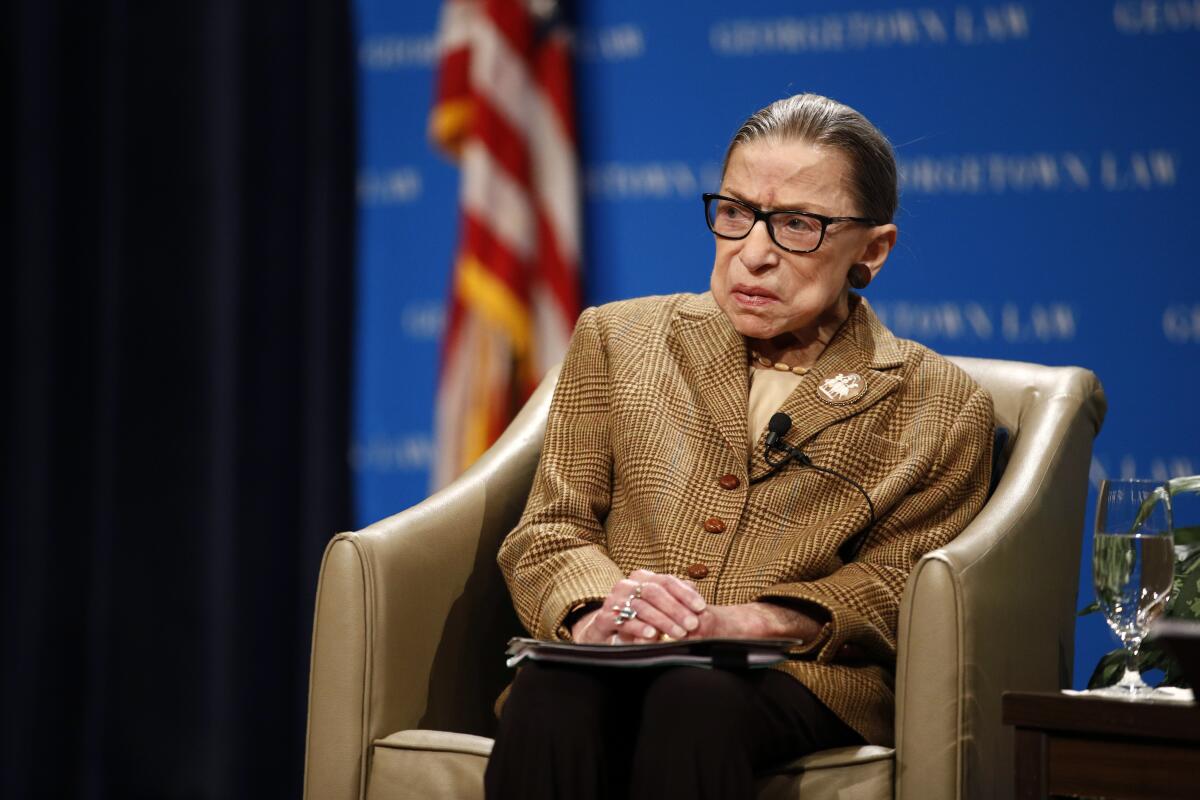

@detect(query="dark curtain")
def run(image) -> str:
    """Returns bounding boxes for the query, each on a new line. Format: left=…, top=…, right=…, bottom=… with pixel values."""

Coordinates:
left=3, top=1, right=356, bottom=797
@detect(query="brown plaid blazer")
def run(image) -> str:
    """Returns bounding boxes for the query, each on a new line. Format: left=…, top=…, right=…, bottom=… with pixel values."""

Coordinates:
left=498, top=292, right=993, bottom=745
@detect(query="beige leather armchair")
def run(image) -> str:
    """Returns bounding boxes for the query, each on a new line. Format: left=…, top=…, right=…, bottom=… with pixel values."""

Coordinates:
left=305, top=357, right=1105, bottom=800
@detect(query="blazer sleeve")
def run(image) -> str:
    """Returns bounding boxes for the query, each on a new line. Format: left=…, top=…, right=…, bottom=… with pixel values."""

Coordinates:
left=496, top=307, right=627, bottom=640
left=753, top=385, right=994, bottom=663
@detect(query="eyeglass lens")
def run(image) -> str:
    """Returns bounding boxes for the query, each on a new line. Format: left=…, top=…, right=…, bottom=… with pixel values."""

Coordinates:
left=706, top=196, right=822, bottom=252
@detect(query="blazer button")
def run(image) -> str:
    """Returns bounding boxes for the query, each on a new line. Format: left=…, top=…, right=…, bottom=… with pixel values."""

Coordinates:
left=686, top=563, right=710, bottom=580
left=718, top=474, right=740, bottom=490
left=703, top=517, right=726, bottom=534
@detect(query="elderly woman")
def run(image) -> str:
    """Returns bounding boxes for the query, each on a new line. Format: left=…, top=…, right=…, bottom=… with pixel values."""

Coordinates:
left=485, top=93, right=993, bottom=800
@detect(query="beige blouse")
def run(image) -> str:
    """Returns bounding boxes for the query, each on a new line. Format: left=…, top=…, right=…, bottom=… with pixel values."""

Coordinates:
left=747, top=366, right=804, bottom=444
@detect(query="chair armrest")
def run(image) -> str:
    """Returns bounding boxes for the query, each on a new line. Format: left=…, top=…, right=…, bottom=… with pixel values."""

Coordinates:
left=894, top=365, right=1105, bottom=800
left=304, top=366, right=559, bottom=800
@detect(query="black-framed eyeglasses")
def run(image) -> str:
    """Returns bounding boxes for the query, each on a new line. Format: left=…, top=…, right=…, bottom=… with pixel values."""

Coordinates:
left=703, top=193, right=880, bottom=254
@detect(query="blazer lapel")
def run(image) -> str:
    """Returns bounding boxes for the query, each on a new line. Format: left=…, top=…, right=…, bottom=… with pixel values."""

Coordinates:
left=748, top=297, right=905, bottom=481
left=673, top=295, right=750, bottom=462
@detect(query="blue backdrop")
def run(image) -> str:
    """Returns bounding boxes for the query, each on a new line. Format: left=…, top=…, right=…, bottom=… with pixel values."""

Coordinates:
left=353, top=0, right=1200, bottom=689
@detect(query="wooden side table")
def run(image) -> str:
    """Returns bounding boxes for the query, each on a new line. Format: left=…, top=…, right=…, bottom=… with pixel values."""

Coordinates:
left=1002, top=690, right=1200, bottom=799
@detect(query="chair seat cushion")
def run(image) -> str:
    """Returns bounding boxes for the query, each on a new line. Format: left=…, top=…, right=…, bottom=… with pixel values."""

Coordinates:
left=366, top=730, right=492, bottom=800
left=366, top=730, right=893, bottom=800
left=756, top=745, right=895, bottom=800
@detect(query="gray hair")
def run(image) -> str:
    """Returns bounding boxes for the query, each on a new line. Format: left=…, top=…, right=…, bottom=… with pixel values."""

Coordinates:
left=722, top=93, right=898, bottom=224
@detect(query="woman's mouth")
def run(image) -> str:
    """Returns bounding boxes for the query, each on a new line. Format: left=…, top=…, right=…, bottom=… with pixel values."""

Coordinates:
left=730, top=284, right=779, bottom=306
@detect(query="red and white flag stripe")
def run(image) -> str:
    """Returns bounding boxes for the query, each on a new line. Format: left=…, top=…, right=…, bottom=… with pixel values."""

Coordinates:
left=430, top=0, right=580, bottom=487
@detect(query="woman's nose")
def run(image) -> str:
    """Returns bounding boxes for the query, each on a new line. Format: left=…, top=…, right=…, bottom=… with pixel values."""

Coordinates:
left=737, top=220, right=779, bottom=272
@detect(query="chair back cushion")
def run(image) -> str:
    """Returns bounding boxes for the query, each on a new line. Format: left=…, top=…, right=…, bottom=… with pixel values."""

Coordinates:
left=894, top=357, right=1105, bottom=800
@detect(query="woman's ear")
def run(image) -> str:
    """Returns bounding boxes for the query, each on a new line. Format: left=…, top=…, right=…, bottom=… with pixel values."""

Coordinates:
left=856, top=224, right=897, bottom=281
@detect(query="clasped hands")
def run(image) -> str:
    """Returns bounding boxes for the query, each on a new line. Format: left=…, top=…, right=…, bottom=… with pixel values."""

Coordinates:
left=569, top=568, right=823, bottom=645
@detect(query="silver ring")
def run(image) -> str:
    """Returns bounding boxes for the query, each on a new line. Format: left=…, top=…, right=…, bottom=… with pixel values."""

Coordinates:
left=612, top=594, right=638, bottom=626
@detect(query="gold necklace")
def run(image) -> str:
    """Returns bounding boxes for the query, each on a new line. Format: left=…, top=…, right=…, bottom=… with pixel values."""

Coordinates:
left=749, top=350, right=810, bottom=376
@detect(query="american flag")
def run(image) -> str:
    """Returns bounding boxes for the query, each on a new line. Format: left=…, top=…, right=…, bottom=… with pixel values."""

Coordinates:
left=429, top=0, right=581, bottom=487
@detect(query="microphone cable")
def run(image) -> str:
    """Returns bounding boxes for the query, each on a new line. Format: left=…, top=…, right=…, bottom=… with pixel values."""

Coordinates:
left=751, top=412, right=876, bottom=560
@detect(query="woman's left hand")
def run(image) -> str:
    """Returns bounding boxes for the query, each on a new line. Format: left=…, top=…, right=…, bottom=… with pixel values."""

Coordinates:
left=689, top=602, right=825, bottom=642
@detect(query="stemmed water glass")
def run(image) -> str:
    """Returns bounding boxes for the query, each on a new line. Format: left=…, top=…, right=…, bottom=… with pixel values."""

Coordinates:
left=1092, top=478, right=1175, bottom=697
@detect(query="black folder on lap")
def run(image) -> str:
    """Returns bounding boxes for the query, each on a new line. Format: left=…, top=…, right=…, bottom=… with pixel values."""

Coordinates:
left=504, top=637, right=806, bottom=670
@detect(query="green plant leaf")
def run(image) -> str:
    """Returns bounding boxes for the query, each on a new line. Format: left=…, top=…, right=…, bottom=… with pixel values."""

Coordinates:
left=1168, top=475, right=1200, bottom=496
left=1164, top=657, right=1191, bottom=688
left=1174, top=526, right=1200, bottom=549
left=1172, top=558, right=1200, bottom=621
left=1139, top=643, right=1170, bottom=671
left=1087, top=650, right=1128, bottom=689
